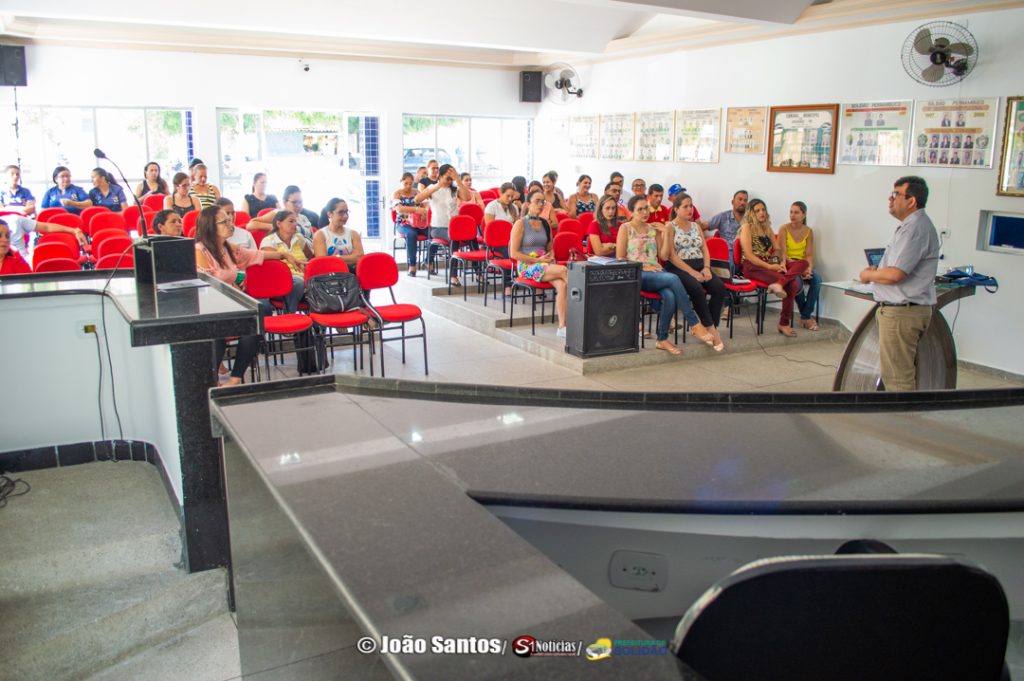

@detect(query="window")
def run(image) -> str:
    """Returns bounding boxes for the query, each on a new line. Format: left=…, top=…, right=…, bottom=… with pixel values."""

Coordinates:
left=7, top=106, right=192, bottom=192
left=980, top=210, right=1024, bottom=254
left=403, top=114, right=533, bottom=189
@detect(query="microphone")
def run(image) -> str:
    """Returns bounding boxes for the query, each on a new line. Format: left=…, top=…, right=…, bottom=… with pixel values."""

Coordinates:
left=94, top=149, right=148, bottom=237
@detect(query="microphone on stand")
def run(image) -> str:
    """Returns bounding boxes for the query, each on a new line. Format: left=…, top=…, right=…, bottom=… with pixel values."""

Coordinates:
left=94, top=148, right=149, bottom=238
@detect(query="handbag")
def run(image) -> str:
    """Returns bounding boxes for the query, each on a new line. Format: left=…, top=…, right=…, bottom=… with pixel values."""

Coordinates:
left=938, top=269, right=999, bottom=292
left=568, top=247, right=585, bottom=262
left=305, top=272, right=363, bottom=313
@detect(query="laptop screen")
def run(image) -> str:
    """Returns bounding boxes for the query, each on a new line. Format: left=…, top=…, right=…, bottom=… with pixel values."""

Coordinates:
left=864, top=248, right=885, bottom=267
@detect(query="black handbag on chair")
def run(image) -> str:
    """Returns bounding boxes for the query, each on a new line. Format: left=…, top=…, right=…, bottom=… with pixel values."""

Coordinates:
left=305, top=272, right=362, bottom=313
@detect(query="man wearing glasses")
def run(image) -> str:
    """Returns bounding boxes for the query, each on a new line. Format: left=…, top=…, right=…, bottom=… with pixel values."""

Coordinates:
left=859, top=176, right=939, bottom=391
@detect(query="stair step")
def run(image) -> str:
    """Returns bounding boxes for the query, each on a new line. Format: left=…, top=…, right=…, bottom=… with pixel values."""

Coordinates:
left=3, top=567, right=227, bottom=680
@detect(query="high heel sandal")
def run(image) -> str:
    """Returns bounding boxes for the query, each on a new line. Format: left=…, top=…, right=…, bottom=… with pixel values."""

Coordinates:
left=778, top=325, right=797, bottom=337
left=800, top=318, right=820, bottom=331
left=690, top=324, right=714, bottom=346
left=768, top=283, right=787, bottom=299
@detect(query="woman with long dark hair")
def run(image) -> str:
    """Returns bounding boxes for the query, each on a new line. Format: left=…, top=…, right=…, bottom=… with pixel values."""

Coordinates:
left=260, top=210, right=311, bottom=313
left=135, top=162, right=169, bottom=199
left=415, top=164, right=470, bottom=286
left=42, top=166, right=89, bottom=215
left=586, top=194, right=622, bottom=257
left=241, top=172, right=280, bottom=218
left=509, top=190, right=568, bottom=337
left=777, top=201, right=821, bottom=331
left=164, top=172, right=202, bottom=217
left=565, top=174, right=598, bottom=218
left=392, top=172, right=428, bottom=275
left=194, top=205, right=298, bottom=386
left=63, top=168, right=128, bottom=213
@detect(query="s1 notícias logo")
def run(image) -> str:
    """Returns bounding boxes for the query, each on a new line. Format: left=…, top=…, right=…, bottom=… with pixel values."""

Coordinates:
left=512, top=635, right=584, bottom=658
left=512, top=635, right=536, bottom=658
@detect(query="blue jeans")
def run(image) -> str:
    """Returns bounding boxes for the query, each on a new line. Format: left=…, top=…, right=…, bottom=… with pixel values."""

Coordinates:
left=399, top=223, right=427, bottom=267
left=641, top=271, right=699, bottom=341
left=795, top=268, right=822, bottom=321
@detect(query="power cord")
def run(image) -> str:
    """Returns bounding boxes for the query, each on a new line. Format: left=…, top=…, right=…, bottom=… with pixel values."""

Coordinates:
left=0, top=473, right=30, bottom=508
left=97, top=243, right=135, bottom=441
left=739, top=299, right=839, bottom=370
left=93, top=327, right=107, bottom=441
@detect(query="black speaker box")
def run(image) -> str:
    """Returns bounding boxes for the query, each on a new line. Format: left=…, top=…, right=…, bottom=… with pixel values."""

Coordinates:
left=520, top=70, right=543, bottom=103
left=565, top=261, right=641, bottom=358
left=0, top=46, right=27, bottom=87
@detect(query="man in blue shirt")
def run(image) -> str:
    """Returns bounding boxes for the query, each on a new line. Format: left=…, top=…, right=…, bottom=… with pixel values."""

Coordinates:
left=708, top=189, right=748, bottom=245
left=2, top=165, right=36, bottom=216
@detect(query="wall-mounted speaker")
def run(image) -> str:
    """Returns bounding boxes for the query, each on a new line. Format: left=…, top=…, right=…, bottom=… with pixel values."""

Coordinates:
left=565, top=261, right=641, bottom=358
left=0, top=46, right=27, bottom=87
left=519, top=70, right=542, bottom=103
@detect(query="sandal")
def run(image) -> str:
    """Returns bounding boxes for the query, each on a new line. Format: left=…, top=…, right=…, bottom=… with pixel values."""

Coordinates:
left=778, top=325, right=797, bottom=337
left=450, top=277, right=462, bottom=287
left=656, top=340, right=682, bottom=356
left=800, top=319, right=820, bottom=331
left=768, top=283, right=787, bottom=299
left=690, top=323, right=714, bottom=346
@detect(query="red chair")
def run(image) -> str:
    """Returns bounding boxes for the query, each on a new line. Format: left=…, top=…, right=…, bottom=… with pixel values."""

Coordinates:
left=90, top=212, right=126, bottom=234
left=479, top=189, right=498, bottom=202
left=234, top=211, right=252, bottom=227
left=37, top=233, right=86, bottom=265
left=578, top=212, right=595, bottom=229
left=244, top=260, right=316, bottom=378
left=183, top=211, right=199, bottom=237
left=557, top=218, right=583, bottom=239
left=248, top=227, right=267, bottom=248
left=32, top=241, right=76, bottom=267
left=96, top=235, right=135, bottom=261
left=356, top=253, right=427, bottom=378
left=639, top=291, right=680, bottom=347
left=33, top=257, right=81, bottom=273
left=90, top=228, right=128, bottom=253
left=458, top=203, right=484, bottom=231
left=552, top=231, right=579, bottom=266
left=304, top=257, right=372, bottom=373
left=37, top=207, right=67, bottom=222
left=715, top=238, right=765, bottom=338
left=482, top=220, right=515, bottom=310
left=257, top=208, right=275, bottom=217
left=95, top=253, right=135, bottom=269
left=554, top=211, right=570, bottom=224
left=122, top=205, right=150, bottom=233
left=143, top=194, right=166, bottom=212
left=509, top=275, right=554, bottom=336
left=447, top=215, right=488, bottom=299
left=80, top=206, right=112, bottom=235
left=46, top=213, right=83, bottom=231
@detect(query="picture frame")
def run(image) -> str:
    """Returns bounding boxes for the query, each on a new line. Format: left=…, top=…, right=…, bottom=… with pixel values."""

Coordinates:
left=724, top=106, right=766, bottom=154
left=767, top=103, right=840, bottom=174
left=911, top=97, right=998, bottom=170
left=997, top=96, right=1024, bottom=197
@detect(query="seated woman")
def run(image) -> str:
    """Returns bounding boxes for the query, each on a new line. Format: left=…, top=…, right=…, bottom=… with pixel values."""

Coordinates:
left=509, top=190, right=568, bottom=337
left=565, top=174, right=598, bottom=219
left=0, top=219, right=32, bottom=274
left=135, top=162, right=169, bottom=199
left=777, top=201, right=821, bottom=331
left=542, top=172, right=565, bottom=215
left=738, top=199, right=808, bottom=337
left=664, top=192, right=726, bottom=351
left=164, top=172, right=202, bottom=217
left=189, top=163, right=221, bottom=209
left=616, top=195, right=707, bottom=356
left=459, top=173, right=485, bottom=208
left=483, top=182, right=519, bottom=225
left=260, top=210, right=311, bottom=313
left=250, top=186, right=315, bottom=242
left=64, top=168, right=128, bottom=213
left=42, top=166, right=90, bottom=215
left=586, top=194, right=623, bottom=257
left=240, top=173, right=280, bottom=218
left=216, top=198, right=256, bottom=249
left=152, top=209, right=183, bottom=236
left=393, top=172, right=428, bottom=276
left=194, top=205, right=299, bottom=386
left=313, top=197, right=364, bottom=268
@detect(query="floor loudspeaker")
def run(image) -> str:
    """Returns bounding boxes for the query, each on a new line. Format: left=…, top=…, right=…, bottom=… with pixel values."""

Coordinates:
left=565, top=261, right=641, bottom=358
left=520, top=70, right=542, bottom=103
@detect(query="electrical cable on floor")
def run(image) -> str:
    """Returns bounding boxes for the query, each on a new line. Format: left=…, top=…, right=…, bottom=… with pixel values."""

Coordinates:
left=99, top=245, right=133, bottom=441
left=0, top=473, right=31, bottom=508
left=739, top=301, right=839, bottom=370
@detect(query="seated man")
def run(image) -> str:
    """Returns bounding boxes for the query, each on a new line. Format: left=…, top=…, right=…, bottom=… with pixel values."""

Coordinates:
left=647, top=184, right=670, bottom=223
left=2, top=165, right=35, bottom=216
left=628, top=178, right=646, bottom=206
left=707, top=189, right=747, bottom=244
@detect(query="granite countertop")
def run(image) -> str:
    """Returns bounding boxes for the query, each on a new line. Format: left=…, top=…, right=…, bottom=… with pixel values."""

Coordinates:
left=0, top=270, right=260, bottom=346
left=210, top=376, right=1024, bottom=679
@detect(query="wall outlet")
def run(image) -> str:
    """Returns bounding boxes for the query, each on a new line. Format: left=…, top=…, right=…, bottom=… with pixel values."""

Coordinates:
left=940, top=228, right=952, bottom=239
left=76, top=321, right=99, bottom=337
left=608, top=550, right=669, bottom=592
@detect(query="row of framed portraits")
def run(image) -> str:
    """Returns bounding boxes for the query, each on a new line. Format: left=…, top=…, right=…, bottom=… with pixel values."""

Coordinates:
left=560, top=97, right=1024, bottom=194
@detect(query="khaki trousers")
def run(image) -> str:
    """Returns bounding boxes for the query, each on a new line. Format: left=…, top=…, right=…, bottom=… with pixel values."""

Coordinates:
left=875, top=304, right=933, bottom=391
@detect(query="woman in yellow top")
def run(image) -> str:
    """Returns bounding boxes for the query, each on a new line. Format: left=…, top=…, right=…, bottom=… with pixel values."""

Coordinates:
left=738, top=199, right=808, bottom=337
left=776, top=201, right=821, bottom=331
left=260, top=210, right=312, bottom=313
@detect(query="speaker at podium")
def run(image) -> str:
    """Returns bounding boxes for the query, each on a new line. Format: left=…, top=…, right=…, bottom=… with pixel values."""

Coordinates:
left=565, top=261, right=641, bottom=358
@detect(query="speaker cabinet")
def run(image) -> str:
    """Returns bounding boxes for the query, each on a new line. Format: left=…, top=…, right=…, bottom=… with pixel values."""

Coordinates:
left=519, top=70, right=543, bottom=103
left=565, top=261, right=641, bottom=358
left=0, top=46, right=27, bottom=87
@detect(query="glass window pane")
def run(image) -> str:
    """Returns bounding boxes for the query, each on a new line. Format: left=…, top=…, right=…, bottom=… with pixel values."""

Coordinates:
left=470, top=118, right=502, bottom=188
left=435, top=117, right=468, bottom=171
left=502, top=119, right=532, bottom=182
left=95, top=109, right=147, bottom=184
left=145, top=110, right=188, bottom=184
left=402, top=115, right=437, bottom=175
left=10, top=107, right=46, bottom=188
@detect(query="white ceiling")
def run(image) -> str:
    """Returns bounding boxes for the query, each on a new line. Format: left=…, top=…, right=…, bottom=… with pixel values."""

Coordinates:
left=0, top=0, right=1014, bottom=67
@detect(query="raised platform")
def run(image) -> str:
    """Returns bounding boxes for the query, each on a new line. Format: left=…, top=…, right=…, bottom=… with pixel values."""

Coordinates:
left=393, top=270, right=844, bottom=376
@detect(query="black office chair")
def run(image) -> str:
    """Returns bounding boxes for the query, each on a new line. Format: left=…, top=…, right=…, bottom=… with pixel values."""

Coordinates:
left=671, top=551, right=1011, bottom=681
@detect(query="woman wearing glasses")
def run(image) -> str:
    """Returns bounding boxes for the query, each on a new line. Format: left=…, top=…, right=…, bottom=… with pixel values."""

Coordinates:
left=616, top=195, right=708, bottom=356
left=250, top=186, right=315, bottom=242
left=194, top=205, right=299, bottom=386
left=313, top=197, right=364, bottom=268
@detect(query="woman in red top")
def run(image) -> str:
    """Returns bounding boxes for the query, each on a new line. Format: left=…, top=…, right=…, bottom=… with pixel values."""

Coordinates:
left=0, top=220, right=31, bottom=274
left=585, top=195, right=622, bottom=257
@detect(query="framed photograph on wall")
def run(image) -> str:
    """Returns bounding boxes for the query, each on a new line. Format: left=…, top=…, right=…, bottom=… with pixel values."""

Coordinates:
left=910, top=98, right=998, bottom=169
left=838, top=100, right=913, bottom=166
left=635, top=111, right=674, bottom=162
left=569, top=115, right=599, bottom=159
left=767, top=104, right=839, bottom=174
left=724, top=106, right=766, bottom=154
left=675, top=108, right=721, bottom=162
left=997, top=96, right=1024, bottom=196
left=599, top=113, right=635, bottom=161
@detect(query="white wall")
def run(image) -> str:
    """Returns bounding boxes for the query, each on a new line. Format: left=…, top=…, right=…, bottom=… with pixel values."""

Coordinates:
left=534, top=9, right=1024, bottom=375
left=0, top=294, right=183, bottom=500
